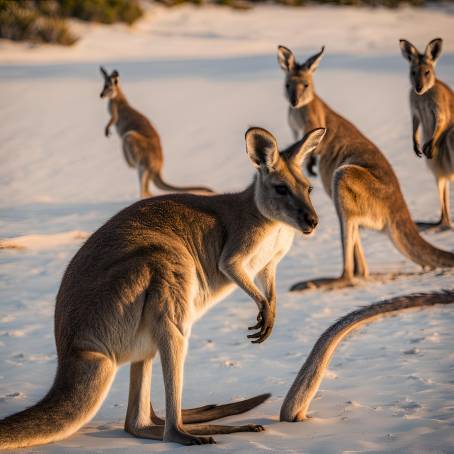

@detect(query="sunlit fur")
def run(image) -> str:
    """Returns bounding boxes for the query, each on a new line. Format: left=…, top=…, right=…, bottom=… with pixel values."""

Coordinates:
left=399, top=38, right=454, bottom=229
left=278, top=45, right=324, bottom=111
left=399, top=38, right=440, bottom=95
left=251, top=132, right=322, bottom=233
left=277, top=45, right=454, bottom=293
left=0, top=127, right=324, bottom=449
left=99, top=66, right=213, bottom=198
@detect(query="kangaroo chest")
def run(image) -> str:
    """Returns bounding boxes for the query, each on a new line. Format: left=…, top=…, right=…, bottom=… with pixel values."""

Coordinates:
left=196, top=225, right=295, bottom=316
left=415, top=97, right=437, bottom=143
left=246, top=225, right=295, bottom=274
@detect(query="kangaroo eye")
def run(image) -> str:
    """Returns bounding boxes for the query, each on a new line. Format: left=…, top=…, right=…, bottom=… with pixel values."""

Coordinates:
left=425, top=70, right=430, bottom=76
left=308, top=186, right=313, bottom=194
left=274, top=185, right=289, bottom=196
left=286, top=83, right=290, bottom=89
left=304, top=83, right=309, bottom=88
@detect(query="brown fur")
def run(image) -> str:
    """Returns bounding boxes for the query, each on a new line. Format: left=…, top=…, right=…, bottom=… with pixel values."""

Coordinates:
left=400, top=38, right=454, bottom=229
left=0, top=127, right=324, bottom=449
left=277, top=45, right=454, bottom=292
left=100, top=67, right=214, bottom=198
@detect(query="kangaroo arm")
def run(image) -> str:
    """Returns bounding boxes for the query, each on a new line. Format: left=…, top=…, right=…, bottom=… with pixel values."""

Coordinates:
left=256, top=260, right=277, bottom=303
left=412, top=115, right=422, bottom=157
left=423, top=111, right=444, bottom=159
left=219, top=252, right=274, bottom=344
left=105, top=103, right=118, bottom=137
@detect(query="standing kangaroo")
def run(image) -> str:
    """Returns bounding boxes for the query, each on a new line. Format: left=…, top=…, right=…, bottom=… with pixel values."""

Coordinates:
left=399, top=38, right=454, bottom=230
left=0, top=127, right=324, bottom=449
left=277, top=45, right=454, bottom=292
left=100, top=67, right=214, bottom=198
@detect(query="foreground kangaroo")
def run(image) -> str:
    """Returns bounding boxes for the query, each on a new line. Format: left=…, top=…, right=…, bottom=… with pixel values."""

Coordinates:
left=399, top=38, right=454, bottom=230
left=0, top=127, right=324, bottom=449
left=277, top=45, right=454, bottom=292
left=100, top=67, right=213, bottom=198
left=280, top=288, right=454, bottom=421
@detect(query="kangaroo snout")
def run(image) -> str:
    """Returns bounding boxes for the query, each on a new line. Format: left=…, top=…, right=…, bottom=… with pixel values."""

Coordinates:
left=299, top=210, right=318, bottom=234
left=289, top=95, right=299, bottom=108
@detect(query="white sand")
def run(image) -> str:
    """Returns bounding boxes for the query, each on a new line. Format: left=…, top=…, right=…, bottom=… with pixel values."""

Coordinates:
left=0, top=231, right=89, bottom=250
left=0, top=4, right=454, bottom=452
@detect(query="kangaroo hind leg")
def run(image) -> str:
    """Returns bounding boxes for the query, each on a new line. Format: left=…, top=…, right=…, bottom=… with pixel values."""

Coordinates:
left=125, top=359, right=163, bottom=440
left=353, top=229, right=368, bottom=278
left=138, top=162, right=152, bottom=199
left=440, top=178, right=451, bottom=228
left=417, top=177, right=452, bottom=231
left=158, top=318, right=215, bottom=445
left=290, top=166, right=363, bottom=293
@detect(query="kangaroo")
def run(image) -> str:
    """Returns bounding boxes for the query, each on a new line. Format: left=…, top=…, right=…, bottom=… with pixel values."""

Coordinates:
left=399, top=38, right=454, bottom=230
left=280, top=288, right=454, bottom=422
left=99, top=67, right=214, bottom=198
left=0, top=127, right=324, bottom=449
left=277, top=45, right=454, bottom=292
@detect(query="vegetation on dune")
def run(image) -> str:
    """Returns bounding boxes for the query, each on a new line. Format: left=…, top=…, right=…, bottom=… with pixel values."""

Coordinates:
left=0, top=0, right=442, bottom=46
left=0, top=0, right=143, bottom=46
left=158, top=0, right=431, bottom=6
left=57, top=0, right=143, bottom=25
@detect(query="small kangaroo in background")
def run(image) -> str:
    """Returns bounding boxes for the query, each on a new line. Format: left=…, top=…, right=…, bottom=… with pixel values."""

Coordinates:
left=399, top=38, right=454, bottom=230
left=0, top=127, right=324, bottom=449
left=100, top=67, right=214, bottom=198
left=277, top=45, right=454, bottom=292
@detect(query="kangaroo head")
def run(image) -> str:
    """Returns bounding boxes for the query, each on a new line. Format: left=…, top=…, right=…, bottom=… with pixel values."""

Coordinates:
left=399, top=38, right=442, bottom=95
left=99, top=66, right=120, bottom=99
left=277, top=45, right=325, bottom=108
left=245, top=127, right=325, bottom=234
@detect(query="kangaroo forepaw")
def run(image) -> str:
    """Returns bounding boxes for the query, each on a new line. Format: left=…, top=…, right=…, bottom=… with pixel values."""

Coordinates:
left=422, top=140, right=434, bottom=159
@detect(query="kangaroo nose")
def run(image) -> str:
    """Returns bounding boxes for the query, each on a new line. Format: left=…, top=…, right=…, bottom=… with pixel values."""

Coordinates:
left=303, top=212, right=318, bottom=229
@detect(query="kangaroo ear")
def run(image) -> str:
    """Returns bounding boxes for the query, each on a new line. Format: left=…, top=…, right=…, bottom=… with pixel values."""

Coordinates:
left=278, top=45, right=296, bottom=72
left=287, top=128, right=326, bottom=167
left=245, top=127, right=279, bottom=170
left=100, top=66, right=108, bottom=79
left=399, top=39, right=419, bottom=63
left=304, top=46, right=325, bottom=73
left=425, top=38, right=442, bottom=63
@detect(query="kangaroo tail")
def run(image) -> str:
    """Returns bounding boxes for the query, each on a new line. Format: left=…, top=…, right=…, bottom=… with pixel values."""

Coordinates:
left=152, top=172, right=214, bottom=195
left=150, top=393, right=271, bottom=425
left=387, top=201, right=454, bottom=268
left=280, top=289, right=454, bottom=422
left=0, top=352, right=115, bottom=450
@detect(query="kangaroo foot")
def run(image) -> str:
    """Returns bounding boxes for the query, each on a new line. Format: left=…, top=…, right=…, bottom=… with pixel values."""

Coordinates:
left=164, top=426, right=215, bottom=445
left=416, top=220, right=452, bottom=232
left=290, top=276, right=356, bottom=292
left=184, top=423, right=265, bottom=435
left=125, top=424, right=163, bottom=440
